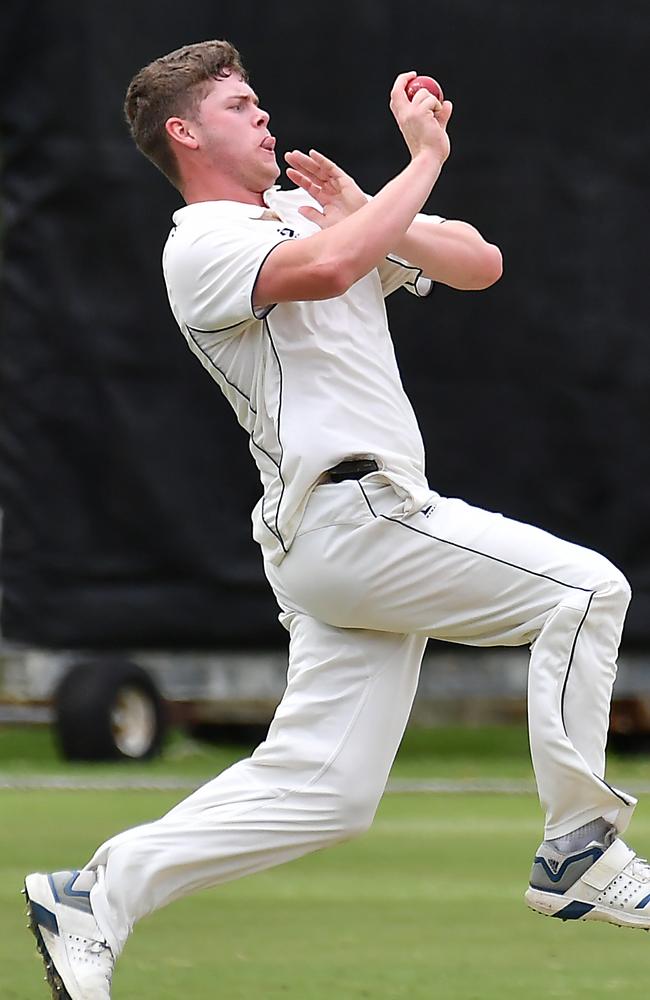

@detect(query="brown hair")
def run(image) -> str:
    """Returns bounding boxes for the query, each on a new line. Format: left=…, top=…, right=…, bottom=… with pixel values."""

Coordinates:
left=124, top=40, right=248, bottom=189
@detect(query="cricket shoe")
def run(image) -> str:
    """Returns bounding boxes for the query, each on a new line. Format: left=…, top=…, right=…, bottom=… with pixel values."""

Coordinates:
left=24, top=869, right=114, bottom=999
left=525, top=831, right=650, bottom=929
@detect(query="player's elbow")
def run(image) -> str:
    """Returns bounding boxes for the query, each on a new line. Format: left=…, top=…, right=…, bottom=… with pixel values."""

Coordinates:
left=465, top=243, right=503, bottom=290
left=441, top=242, right=503, bottom=291
left=478, top=243, right=503, bottom=287
left=308, top=256, right=354, bottom=299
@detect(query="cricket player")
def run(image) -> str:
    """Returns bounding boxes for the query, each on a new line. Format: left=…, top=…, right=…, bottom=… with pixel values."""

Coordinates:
left=24, top=39, right=650, bottom=1000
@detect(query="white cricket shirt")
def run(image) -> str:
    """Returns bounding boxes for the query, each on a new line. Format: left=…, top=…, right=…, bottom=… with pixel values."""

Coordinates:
left=163, top=186, right=442, bottom=564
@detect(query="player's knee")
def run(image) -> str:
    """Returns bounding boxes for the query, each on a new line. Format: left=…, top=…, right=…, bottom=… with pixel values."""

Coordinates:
left=594, top=560, right=632, bottom=615
left=335, top=786, right=380, bottom=840
left=612, top=567, right=632, bottom=609
left=571, top=550, right=631, bottom=615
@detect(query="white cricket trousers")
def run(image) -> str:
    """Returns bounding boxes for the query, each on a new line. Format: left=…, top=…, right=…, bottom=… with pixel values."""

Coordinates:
left=86, top=478, right=635, bottom=957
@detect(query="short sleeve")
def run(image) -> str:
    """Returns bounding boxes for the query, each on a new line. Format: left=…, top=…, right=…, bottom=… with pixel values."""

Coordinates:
left=376, top=212, right=446, bottom=299
left=163, top=222, right=292, bottom=334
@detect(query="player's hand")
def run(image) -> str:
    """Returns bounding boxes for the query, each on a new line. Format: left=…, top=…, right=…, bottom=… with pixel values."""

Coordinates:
left=284, top=148, right=367, bottom=229
left=390, top=71, right=452, bottom=165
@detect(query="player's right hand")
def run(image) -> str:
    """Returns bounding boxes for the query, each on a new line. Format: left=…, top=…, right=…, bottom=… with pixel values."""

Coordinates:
left=390, top=72, right=452, bottom=166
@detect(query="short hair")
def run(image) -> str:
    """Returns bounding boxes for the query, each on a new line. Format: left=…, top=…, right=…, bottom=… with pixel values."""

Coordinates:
left=124, top=40, right=248, bottom=189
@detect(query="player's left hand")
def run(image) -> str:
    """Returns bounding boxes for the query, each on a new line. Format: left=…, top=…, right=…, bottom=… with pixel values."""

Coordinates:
left=284, top=148, right=367, bottom=228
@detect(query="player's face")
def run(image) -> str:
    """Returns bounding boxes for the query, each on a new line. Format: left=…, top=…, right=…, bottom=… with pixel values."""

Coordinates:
left=193, top=74, right=280, bottom=192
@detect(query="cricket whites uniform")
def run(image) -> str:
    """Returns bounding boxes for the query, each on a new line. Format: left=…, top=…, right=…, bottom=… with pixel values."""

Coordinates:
left=52, top=187, right=639, bottom=958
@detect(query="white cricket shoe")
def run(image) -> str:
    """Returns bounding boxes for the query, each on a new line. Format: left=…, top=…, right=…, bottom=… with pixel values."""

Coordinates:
left=525, top=834, right=650, bottom=928
left=24, top=870, right=114, bottom=999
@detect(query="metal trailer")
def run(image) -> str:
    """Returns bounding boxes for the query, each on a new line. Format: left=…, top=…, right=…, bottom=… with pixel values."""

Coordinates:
left=3, top=641, right=650, bottom=760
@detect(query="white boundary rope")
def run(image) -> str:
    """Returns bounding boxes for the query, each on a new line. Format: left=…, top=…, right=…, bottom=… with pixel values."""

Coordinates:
left=3, top=775, right=650, bottom=794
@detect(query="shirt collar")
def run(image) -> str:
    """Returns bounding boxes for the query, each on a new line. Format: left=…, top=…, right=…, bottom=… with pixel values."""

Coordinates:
left=172, top=186, right=281, bottom=225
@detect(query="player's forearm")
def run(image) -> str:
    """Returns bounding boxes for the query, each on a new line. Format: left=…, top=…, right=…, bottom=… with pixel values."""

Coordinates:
left=392, top=219, right=503, bottom=290
left=254, top=153, right=447, bottom=308
left=314, top=152, right=444, bottom=289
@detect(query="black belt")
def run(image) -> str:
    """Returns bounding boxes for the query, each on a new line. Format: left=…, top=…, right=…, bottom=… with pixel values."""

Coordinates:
left=326, top=459, right=379, bottom=483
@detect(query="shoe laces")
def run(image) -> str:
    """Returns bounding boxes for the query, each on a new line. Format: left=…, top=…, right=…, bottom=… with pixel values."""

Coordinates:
left=88, top=939, right=111, bottom=957
left=629, top=855, right=650, bottom=880
left=68, top=934, right=114, bottom=981
left=92, top=940, right=114, bottom=982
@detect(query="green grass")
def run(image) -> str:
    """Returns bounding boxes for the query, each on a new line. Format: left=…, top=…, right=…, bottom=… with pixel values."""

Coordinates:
left=3, top=725, right=650, bottom=998
left=3, top=790, right=650, bottom=999
left=3, top=722, right=650, bottom=784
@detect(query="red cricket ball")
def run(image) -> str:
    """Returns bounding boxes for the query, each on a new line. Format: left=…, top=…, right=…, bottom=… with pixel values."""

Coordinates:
left=405, top=75, right=444, bottom=103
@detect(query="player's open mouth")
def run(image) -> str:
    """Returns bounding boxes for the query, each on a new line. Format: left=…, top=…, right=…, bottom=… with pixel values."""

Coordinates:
left=260, top=135, right=276, bottom=152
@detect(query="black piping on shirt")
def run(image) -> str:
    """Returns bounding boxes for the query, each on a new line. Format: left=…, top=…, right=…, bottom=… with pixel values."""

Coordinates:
left=186, top=325, right=257, bottom=413
left=385, top=255, right=435, bottom=298
left=263, top=315, right=287, bottom=552
left=185, top=323, right=284, bottom=548
left=250, top=238, right=293, bottom=320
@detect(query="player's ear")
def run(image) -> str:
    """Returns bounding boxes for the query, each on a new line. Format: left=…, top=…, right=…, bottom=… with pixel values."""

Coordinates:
left=165, top=117, right=199, bottom=151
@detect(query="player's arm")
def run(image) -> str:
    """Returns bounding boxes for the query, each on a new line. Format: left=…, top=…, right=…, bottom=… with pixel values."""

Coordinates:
left=282, top=76, right=502, bottom=292
left=253, top=73, right=449, bottom=309
left=390, top=217, right=503, bottom=291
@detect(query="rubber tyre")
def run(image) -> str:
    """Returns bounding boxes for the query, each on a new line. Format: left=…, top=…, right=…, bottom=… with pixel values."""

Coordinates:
left=55, top=659, right=166, bottom=761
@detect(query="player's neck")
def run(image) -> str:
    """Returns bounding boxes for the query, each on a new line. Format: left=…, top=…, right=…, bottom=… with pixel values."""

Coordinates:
left=181, top=170, right=265, bottom=208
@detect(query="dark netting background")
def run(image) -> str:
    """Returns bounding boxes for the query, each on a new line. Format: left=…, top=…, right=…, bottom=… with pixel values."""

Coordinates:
left=0, top=0, right=648, bottom=648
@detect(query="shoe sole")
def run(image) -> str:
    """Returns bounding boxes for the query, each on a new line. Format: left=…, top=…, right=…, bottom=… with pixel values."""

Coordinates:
left=23, top=882, right=73, bottom=1000
left=526, top=886, right=650, bottom=930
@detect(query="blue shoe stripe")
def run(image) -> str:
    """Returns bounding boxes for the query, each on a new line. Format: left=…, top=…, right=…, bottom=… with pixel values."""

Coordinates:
left=47, top=873, right=60, bottom=903
left=635, top=893, right=650, bottom=909
left=48, top=870, right=90, bottom=903
left=31, top=901, right=60, bottom=935
left=553, top=900, right=595, bottom=921
left=532, top=847, right=603, bottom=884
left=64, top=871, right=90, bottom=900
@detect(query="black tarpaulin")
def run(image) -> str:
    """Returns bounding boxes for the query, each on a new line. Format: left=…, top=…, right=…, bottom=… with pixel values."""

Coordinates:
left=0, top=0, right=648, bottom=647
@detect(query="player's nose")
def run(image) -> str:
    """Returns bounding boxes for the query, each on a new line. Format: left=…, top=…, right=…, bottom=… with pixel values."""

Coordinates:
left=256, top=107, right=270, bottom=128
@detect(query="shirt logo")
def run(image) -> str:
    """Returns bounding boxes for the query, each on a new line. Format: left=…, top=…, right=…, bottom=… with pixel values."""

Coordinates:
left=278, top=227, right=297, bottom=238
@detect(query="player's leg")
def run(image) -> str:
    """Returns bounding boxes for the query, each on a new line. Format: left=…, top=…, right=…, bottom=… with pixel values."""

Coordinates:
left=270, top=479, right=647, bottom=928
left=25, top=615, right=426, bottom=996
left=273, top=482, right=633, bottom=833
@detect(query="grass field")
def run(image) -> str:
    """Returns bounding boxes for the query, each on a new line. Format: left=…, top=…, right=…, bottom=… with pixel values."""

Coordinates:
left=3, top=725, right=650, bottom=998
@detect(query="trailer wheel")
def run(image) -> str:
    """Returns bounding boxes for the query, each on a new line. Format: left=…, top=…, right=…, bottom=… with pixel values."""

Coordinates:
left=55, top=660, right=166, bottom=760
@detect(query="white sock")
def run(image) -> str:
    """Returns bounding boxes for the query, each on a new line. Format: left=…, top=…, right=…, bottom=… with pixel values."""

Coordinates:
left=547, top=817, right=614, bottom=854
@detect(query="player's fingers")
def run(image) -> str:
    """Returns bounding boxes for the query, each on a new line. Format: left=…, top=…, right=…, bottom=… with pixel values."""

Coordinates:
left=298, top=205, right=326, bottom=228
left=308, top=149, right=345, bottom=179
left=285, top=148, right=319, bottom=171
left=284, top=150, right=322, bottom=184
left=390, top=71, right=417, bottom=108
left=411, top=88, right=442, bottom=114
left=291, top=149, right=343, bottom=189
left=286, top=167, right=322, bottom=199
left=437, top=100, right=453, bottom=129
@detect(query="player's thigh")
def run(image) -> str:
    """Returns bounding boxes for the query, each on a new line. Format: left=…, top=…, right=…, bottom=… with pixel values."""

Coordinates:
left=272, top=493, right=623, bottom=641
left=356, top=498, right=590, bottom=640
left=169, top=615, right=427, bottom=817
left=417, top=495, right=623, bottom=593
left=256, top=614, right=426, bottom=779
